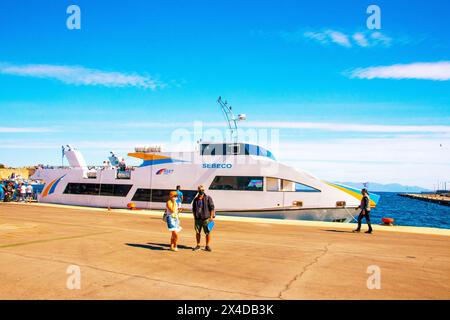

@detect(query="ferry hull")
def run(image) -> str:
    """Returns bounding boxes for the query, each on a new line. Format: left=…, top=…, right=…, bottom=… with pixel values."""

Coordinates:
left=216, top=207, right=356, bottom=222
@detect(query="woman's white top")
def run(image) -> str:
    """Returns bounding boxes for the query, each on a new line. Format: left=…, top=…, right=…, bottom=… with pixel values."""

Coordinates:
left=166, top=201, right=179, bottom=215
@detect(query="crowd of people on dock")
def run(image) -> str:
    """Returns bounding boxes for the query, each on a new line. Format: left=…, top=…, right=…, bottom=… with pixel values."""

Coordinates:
left=0, top=174, right=39, bottom=203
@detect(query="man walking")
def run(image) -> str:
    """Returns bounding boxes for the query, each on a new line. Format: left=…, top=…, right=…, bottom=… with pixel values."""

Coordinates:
left=353, top=188, right=373, bottom=234
left=176, top=185, right=183, bottom=208
left=192, top=185, right=215, bottom=252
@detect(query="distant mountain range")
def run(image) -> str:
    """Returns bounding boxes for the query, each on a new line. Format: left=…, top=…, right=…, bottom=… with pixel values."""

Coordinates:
left=336, top=182, right=431, bottom=193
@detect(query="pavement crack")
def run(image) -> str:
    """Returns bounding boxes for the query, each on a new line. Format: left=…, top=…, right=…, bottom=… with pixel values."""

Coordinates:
left=278, top=243, right=331, bottom=300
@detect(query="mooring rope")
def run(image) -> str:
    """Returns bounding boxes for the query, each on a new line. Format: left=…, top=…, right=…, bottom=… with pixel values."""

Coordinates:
left=344, top=207, right=358, bottom=223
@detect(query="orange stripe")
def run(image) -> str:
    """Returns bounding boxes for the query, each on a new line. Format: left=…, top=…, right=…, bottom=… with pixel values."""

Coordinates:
left=42, top=178, right=57, bottom=197
left=127, top=153, right=170, bottom=161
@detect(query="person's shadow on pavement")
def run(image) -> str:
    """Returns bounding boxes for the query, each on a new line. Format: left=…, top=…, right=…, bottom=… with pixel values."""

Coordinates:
left=126, top=243, right=194, bottom=251
left=322, top=229, right=355, bottom=234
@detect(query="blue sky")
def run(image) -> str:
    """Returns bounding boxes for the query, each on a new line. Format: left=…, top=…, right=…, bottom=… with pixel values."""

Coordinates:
left=0, top=0, right=449, bottom=189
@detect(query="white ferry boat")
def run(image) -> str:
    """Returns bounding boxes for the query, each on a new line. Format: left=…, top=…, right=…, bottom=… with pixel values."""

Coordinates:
left=31, top=98, right=380, bottom=222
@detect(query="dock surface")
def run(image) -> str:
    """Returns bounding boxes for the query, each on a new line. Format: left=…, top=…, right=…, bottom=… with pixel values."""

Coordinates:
left=0, top=202, right=449, bottom=300
left=399, top=193, right=450, bottom=206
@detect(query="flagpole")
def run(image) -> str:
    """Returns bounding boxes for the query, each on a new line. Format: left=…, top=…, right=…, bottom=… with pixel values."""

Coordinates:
left=61, top=146, right=65, bottom=167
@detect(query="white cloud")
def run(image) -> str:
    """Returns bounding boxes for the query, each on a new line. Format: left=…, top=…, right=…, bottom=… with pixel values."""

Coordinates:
left=110, top=121, right=450, bottom=135
left=370, top=31, right=392, bottom=46
left=239, top=122, right=450, bottom=134
left=279, top=138, right=449, bottom=164
left=303, top=30, right=392, bottom=48
left=0, top=127, right=58, bottom=133
left=328, top=31, right=352, bottom=47
left=352, top=33, right=369, bottom=47
left=0, top=63, right=164, bottom=89
left=350, top=61, right=450, bottom=81
left=279, top=137, right=450, bottom=189
left=303, top=31, right=328, bottom=44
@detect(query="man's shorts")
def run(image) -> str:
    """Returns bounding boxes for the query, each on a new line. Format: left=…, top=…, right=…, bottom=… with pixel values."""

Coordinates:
left=194, top=218, right=211, bottom=235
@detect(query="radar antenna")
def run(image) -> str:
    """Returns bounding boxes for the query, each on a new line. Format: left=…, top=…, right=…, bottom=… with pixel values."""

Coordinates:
left=217, top=96, right=246, bottom=142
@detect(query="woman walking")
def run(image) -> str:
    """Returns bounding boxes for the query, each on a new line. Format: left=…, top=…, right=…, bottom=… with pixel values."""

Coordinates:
left=165, top=191, right=182, bottom=251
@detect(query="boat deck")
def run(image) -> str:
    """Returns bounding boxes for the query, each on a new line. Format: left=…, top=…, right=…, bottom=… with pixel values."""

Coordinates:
left=0, top=202, right=449, bottom=299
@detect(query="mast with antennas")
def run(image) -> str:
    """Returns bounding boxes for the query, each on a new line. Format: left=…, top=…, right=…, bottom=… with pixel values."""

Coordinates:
left=217, top=96, right=246, bottom=142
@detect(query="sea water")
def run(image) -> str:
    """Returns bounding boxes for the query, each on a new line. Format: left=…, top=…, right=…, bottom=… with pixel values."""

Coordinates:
left=222, top=192, right=450, bottom=230
left=369, top=192, right=450, bottom=230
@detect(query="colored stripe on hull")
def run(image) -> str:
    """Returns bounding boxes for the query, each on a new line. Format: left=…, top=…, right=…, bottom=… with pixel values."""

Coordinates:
left=326, top=182, right=380, bottom=207
left=42, top=175, right=66, bottom=197
left=141, top=159, right=186, bottom=167
left=128, top=152, right=187, bottom=167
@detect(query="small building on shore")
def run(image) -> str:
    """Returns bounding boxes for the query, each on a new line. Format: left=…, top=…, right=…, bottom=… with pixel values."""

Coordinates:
left=0, top=165, right=36, bottom=180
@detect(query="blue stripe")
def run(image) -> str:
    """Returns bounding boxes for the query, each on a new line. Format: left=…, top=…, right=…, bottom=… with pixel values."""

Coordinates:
left=49, top=175, right=66, bottom=194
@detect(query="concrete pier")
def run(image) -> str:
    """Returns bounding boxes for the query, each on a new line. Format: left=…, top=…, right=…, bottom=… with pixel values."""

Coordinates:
left=0, top=202, right=449, bottom=300
left=399, top=193, right=450, bottom=206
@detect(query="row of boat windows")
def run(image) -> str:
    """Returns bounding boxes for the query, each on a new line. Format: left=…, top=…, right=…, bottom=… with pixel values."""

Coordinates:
left=63, top=183, right=197, bottom=203
left=200, top=143, right=276, bottom=160
left=210, top=176, right=321, bottom=192
left=132, top=189, right=198, bottom=203
left=63, top=183, right=133, bottom=197
left=62, top=177, right=320, bottom=200
left=210, top=176, right=263, bottom=191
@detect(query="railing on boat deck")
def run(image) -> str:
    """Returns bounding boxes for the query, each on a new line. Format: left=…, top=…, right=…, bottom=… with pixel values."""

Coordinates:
left=38, top=165, right=137, bottom=170
left=39, top=165, right=136, bottom=180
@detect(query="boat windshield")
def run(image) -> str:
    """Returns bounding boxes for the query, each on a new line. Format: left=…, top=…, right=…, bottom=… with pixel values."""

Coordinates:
left=200, top=143, right=275, bottom=160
